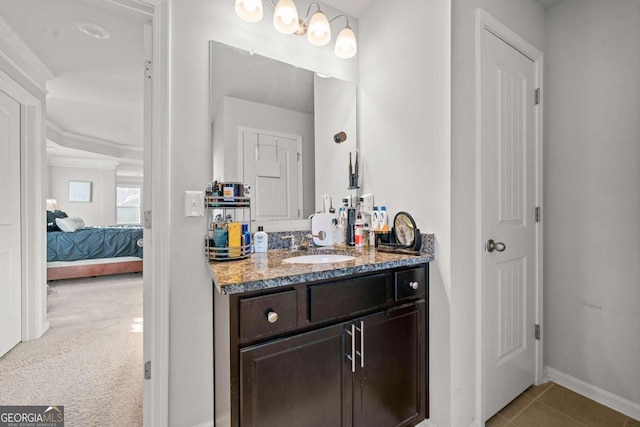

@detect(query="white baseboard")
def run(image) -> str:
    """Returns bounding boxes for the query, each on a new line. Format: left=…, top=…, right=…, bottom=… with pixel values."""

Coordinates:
left=191, top=420, right=213, bottom=427
left=545, top=366, right=640, bottom=421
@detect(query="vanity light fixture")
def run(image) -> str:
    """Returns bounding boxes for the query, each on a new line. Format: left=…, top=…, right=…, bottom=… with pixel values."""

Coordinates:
left=234, top=0, right=357, bottom=59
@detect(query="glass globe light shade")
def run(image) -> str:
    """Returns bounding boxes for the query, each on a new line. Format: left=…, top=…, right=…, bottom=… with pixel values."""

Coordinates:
left=273, top=0, right=299, bottom=34
left=235, top=0, right=263, bottom=23
left=334, top=26, right=357, bottom=58
left=307, top=11, right=331, bottom=46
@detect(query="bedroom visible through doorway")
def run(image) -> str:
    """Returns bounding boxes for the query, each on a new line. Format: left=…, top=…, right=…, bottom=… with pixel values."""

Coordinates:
left=0, top=0, right=150, bottom=424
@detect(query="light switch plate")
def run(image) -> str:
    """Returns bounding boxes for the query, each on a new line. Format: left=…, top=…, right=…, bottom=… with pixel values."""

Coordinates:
left=185, top=191, right=204, bottom=217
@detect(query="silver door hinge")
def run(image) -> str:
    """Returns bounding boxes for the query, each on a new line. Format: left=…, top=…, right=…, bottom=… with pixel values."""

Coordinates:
left=535, top=324, right=541, bottom=340
left=535, top=207, right=541, bottom=223
left=145, top=60, right=153, bottom=79
left=144, top=361, right=151, bottom=379
left=297, top=152, right=301, bottom=161
left=144, top=210, right=152, bottom=229
left=534, top=88, right=541, bottom=105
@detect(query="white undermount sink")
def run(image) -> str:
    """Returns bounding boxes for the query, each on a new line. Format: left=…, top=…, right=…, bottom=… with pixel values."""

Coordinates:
left=282, top=254, right=356, bottom=264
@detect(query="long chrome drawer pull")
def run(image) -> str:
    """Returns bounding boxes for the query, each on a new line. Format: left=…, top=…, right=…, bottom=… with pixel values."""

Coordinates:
left=360, top=320, right=364, bottom=368
left=346, top=325, right=355, bottom=373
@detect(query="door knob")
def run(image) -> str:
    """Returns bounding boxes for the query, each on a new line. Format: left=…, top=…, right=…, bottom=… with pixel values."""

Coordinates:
left=486, top=239, right=506, bottom=253
left=409, top=281, right=419, bottom=290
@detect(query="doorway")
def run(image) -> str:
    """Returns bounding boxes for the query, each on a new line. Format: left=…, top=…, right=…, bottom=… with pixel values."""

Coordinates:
left=476, top=9, right=544, bottom=421
left=0, top=0, right=170, bottom=424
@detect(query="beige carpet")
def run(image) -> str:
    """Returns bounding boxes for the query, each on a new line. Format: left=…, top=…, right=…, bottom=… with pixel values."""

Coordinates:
left=0, top=273, right=143, bottom=427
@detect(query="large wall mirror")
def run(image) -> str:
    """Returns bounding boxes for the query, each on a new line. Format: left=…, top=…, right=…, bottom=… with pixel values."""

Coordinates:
left=209, top=40, right=357, bottom=231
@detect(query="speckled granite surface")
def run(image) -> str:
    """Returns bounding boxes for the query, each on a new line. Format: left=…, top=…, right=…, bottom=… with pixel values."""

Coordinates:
left=208, top=245, right=435, bottom=295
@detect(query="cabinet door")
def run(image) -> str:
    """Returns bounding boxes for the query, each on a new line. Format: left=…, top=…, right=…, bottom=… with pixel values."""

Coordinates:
left=240, top=322, right=352, bottom=427
left=353, top=301, right=426, bottom=427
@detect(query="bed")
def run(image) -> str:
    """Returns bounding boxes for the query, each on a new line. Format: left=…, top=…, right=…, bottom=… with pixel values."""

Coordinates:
left=47, top=214, right=144, bottom=281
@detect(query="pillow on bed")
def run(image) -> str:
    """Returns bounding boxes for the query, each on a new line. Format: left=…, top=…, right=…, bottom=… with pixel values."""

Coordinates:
left=56, top=217, right=85, bottom=232
left=47, top=210, right=68, bottom=231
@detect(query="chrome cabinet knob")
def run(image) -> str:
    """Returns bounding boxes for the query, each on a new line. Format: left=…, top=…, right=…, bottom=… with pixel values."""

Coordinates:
left=266, top=311, right=279, bottom=323
left=409, top=281, right=419, bottom=290
left=486, top=239, right=506, bottom=253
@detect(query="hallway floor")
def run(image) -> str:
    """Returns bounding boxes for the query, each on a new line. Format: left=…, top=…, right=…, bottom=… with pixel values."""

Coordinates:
left=487, top=382, right=640, bottom=427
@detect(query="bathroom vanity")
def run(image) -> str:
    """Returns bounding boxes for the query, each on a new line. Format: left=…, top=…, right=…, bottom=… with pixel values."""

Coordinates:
left=209, top=248, right=433, bottom=427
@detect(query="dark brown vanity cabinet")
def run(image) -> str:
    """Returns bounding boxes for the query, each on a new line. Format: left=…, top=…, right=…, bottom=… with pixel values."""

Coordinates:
left=214, top=264, right=428, bottom=427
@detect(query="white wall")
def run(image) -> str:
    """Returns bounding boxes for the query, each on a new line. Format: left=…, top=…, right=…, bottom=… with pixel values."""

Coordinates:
left=217, top=96, right=315, bottom=216
left=544, top=0, right=640, bottom=406
left=314, top=75, right=357, bottom=212
left=44, top=163, right=51, bottom=199
left=451, top=0, right=544, bottom=425
left=48, top=164, right=116, bottom=226
left=169, top=2, right=357, bottom=425
left=359, top=0, right=451, bottom=425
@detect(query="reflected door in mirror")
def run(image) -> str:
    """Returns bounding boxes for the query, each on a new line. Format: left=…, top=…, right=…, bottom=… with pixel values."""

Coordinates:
left=240, top=127, right=302, bottom=220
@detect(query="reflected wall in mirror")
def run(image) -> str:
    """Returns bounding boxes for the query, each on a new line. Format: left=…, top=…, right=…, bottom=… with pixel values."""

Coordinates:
left=209, top=40, right=357, bottom=228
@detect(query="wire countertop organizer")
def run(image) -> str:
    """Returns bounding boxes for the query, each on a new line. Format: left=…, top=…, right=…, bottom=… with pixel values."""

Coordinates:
left=205, top=195, right=252, bottom=261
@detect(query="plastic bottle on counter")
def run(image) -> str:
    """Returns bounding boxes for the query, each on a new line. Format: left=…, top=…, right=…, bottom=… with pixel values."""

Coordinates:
left=242, top=224, right=251, bottom=255
left=354, top=213, right=365, bottom=248
left=253, top=226, right=268, bottom=253
left=379, top=206, right=388, bottom=231
left=372, top=206, right=380, bottom=230
left=333, top=215, right=346, bottom=247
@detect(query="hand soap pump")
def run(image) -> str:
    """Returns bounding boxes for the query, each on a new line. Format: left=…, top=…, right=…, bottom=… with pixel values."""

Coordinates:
left=254, top=226, right=268, bottom=253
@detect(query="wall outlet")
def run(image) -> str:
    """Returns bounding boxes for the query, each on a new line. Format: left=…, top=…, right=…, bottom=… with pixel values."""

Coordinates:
left=185, top=191, right=204, bottom=217
left=360, top=193, right=374, bottom=213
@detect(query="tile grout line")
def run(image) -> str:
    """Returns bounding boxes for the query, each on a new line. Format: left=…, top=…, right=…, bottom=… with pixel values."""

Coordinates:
left=530, top=383, right=590, bottom=426
left=503, top=385, right=550, bottom=424
left=534, top=398, right=588, bottom=427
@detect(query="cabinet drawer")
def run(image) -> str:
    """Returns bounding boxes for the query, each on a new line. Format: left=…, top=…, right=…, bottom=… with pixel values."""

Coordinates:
left=309, top=273, right=387, bottom=322
left=394, top=267, right=426, bottom=300
left=239, top=290, right=298, bottom=340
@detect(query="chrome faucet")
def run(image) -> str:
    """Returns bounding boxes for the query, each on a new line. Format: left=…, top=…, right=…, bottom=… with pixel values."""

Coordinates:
left=281, top=235, right=298, bottom=251
left=299, top=231, right=326, bottom=250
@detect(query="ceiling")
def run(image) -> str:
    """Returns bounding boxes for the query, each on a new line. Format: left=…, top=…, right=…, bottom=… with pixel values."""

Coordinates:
left=320, top=0, right=378, bottom=18
left=537, top=0, right=566, bottom=9
left=0, top=0, right=149, bottom=174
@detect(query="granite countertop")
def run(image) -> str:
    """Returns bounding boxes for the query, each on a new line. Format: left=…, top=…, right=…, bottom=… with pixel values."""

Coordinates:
left=208, top=247, right=435, bottom=295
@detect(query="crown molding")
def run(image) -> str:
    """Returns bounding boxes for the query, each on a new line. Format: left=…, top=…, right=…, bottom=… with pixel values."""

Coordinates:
left=48, top=156, right=118, bottom=170
left=46, top=120, right=143, bottom=159
left=0, top=14, right=55, bottom=93
left=100, top=0, right=154, bottom=18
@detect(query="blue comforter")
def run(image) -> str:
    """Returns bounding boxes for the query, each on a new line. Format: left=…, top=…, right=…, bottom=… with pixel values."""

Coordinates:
left=47, top=226, right=143, bottom=262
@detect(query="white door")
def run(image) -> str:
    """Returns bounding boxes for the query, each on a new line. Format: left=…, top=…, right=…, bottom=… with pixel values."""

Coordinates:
left=482, top=30, right=538, bottom=419
left=240, top=128, right=302, bottom=220
left=0, top=89, right=22, bottom=357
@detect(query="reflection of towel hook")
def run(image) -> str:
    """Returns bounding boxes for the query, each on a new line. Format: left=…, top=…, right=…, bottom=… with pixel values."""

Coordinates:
left=334, top=131, right=347, bottom=144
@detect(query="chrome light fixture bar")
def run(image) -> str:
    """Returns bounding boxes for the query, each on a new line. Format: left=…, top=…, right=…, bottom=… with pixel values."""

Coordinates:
left=234, top=0, right=357, bottom=59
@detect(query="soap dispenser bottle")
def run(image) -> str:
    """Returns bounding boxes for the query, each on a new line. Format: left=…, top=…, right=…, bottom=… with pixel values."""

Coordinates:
left=254, top=226, right=268, bottom=253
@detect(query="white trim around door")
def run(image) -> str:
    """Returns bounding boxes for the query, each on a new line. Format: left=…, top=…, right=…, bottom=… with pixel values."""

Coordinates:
left=136, top=0, right=170, bottom=426
left=475, top=8, right=544, bottom=423
left=0, top=67, right=48, bottom=344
